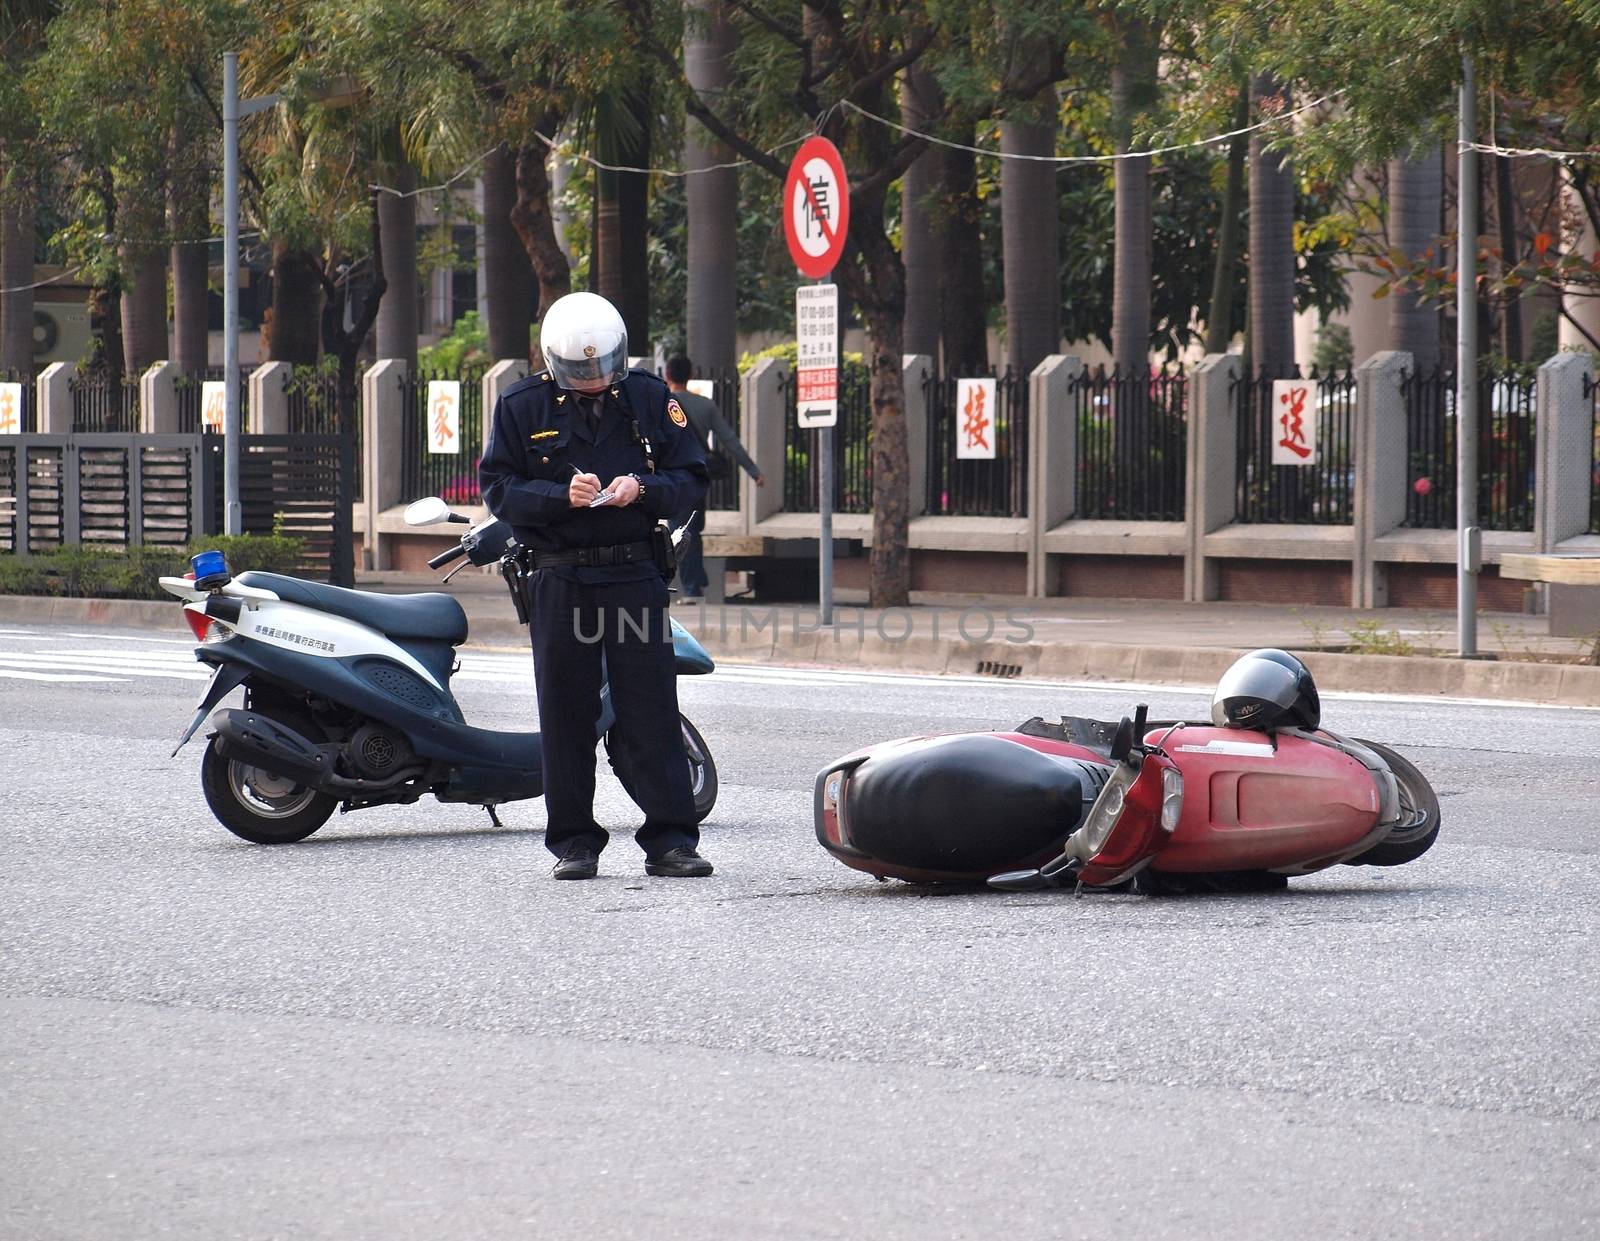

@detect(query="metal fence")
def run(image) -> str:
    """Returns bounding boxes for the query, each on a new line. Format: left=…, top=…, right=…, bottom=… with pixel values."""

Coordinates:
left=923, top=369, right=1029, bottom=517
left=399, top=368, right=486, bottom=508
left=1401, top=365, right=1538, bottom=532
left=283, top=368, right=360, bottom=501
left=69, top=371, right=140, bottom=433
left=782, top=366, right=873, bottom=514
left=1232, top=367, right=1357, bottom=524
left=0, top=434, right=211, bottom=554
left=1, top=368, right=34, bottom=433
left=1589, top=372, right=1599, bottom=536
left=1069, top=364, right=1187, bottom=521
left=174, top=366, right=249, bottom=435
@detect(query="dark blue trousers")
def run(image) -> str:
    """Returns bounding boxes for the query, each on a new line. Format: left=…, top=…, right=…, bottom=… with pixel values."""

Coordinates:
left=528, top=571, right=697, bottom=858
left=673, top=508, right=707, bottom=596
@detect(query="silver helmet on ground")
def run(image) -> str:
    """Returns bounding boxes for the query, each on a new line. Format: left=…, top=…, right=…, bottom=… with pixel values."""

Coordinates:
left=1211, top=648, right=1321, bottom=731
left=539, top=291, right=628, bottom=391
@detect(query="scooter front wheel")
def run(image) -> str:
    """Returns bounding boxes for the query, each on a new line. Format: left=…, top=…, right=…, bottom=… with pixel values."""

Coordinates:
left=605, top=714, right=718, bottom=824
left=200, top=731, right=338, bottom=844
left=1344, top=740, right=1441, bottom=866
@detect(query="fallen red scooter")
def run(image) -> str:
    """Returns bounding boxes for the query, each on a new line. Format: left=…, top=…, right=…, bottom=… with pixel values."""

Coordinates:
left=813, top=649, right=1439, bottom=893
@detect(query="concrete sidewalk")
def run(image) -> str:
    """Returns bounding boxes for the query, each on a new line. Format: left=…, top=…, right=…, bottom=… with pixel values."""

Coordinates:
left=7, top=569, right=1597, bottom=707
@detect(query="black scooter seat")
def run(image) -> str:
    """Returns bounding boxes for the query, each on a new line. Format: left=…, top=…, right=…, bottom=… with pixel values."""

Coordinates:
left=235, top=571, right=469, bottom=644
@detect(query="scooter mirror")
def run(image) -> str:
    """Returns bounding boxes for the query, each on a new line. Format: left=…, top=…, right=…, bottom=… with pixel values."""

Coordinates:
left=987, top=869, right=1047, bottom=892
left=404, top=497, right=452, bottom=526
left=1110, top=716, right=1135, bottom=761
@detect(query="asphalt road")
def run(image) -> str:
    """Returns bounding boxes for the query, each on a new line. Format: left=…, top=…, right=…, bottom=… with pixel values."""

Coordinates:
left=2, top=622, right=1597, bottom=1240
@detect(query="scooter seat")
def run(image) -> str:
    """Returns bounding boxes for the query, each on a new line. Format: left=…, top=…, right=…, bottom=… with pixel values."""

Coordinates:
left=235, top=572, right=469, bottom=644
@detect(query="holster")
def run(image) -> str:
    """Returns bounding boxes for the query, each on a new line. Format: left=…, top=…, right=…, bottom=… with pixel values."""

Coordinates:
left=499, top=554, right=531, bottom=625
left=652, top=524, right=677, bottom=581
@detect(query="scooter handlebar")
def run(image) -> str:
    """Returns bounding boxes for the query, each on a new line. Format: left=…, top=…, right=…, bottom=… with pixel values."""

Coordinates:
left=428, top=544, right=469, bottom=570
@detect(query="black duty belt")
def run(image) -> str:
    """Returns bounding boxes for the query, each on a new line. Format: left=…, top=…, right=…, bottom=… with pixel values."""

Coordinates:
left=531, top=540, right=656, bottom=569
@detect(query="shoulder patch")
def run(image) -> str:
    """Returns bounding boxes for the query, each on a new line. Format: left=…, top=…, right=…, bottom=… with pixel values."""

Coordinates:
left=667, top=399, right=688, bottom=428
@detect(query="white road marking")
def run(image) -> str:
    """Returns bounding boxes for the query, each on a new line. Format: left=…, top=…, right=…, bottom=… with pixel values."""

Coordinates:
left=0, top=669, right=122, bottom=683
left=62, top=631, right=195, bottom=645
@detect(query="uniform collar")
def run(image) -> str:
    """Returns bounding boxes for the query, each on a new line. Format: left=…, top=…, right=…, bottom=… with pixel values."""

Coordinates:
left=568, top=386, right=623, bottom=446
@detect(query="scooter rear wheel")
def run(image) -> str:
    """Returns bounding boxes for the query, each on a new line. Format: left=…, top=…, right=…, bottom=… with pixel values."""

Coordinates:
left=605, top=714, right=718, bottom=824
left=1344, top=740, right=1441, bottom=866
left=200, top=713, right=338, bottom=844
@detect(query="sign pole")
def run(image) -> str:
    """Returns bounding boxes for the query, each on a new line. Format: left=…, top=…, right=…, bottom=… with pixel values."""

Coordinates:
left=818, top=284, right=833, bottom=625
left=1456, top=54, right=1479, bottom=658
left=222, top=51, right=242, bottom=536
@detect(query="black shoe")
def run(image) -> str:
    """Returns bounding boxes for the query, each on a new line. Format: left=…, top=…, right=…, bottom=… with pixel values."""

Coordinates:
left=552, top=846, right=599, bottom=881
left=644, top=847, right=714, bottom=878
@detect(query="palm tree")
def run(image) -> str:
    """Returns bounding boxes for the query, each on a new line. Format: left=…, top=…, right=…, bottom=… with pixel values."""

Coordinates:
left=900, top=66, right=941, bottom=361
left=481, top=143, right=532, bottom=361
left=169, top=111, right=212, bottom=375
left=938, top=128, right=988, bottom=371
left=0, top=0, right=56, bottom=375
left=1110, top=15, right=1158, bottom=377
left=1387, top=140, right=1443, bottom=372
left=375, top=153, right=418, bottom=369
left=1001, top=85, right=1061, bottom=379
left=1248, top=72, right=1296, bottom=377
left=684, top=0, right=738, bottom=373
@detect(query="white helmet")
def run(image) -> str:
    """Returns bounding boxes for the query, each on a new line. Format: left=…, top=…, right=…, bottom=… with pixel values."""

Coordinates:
left=540, top=291, right=628, bottom=391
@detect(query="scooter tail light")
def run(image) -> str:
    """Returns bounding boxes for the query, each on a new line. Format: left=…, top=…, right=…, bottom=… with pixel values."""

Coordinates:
left=184, top=607, right=213, bottom=643
left=1160, top=767, right=1183, bottom=831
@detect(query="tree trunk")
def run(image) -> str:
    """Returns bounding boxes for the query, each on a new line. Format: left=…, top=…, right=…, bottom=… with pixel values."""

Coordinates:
left=1247, top=73, right=1296, bottom=378
left=376, top=162, right=418, bottom=368
left=938, top=131, right=988, bottom=371
left=1387, top=141, right=1443, bottom=372
left=900, top=67, right=941, bottom=361
left=1001, top=87, right=1060, bottom=380
left=684, top=0, right=738, bottom=374
left=1493, top=152, right=1522, bottom=362
left=1204, top=84, right=1249, bottom=354
left=169, top=119, right=211, bottom=374
left=267, top=239, right=323, bottom=366
left=511, top=138, right=574, bottom=364
left=482, top=144, right=533, bottom=361
left=0, top=180, right=35, bottom=373
left=119, top=240, right=168, bottom=374
left=1110, top=19, right=1156, bottom=377
left=595, top=166, right=623, bottom=313
left=617, top=104, right=651, bottom=352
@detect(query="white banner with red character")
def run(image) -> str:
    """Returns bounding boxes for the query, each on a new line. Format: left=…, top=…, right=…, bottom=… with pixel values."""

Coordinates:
left=428, top=380, right=461, bottom=454
left=1271, top=379, right=1317, bottom=466
left=955, top=377, right=997, bottom=460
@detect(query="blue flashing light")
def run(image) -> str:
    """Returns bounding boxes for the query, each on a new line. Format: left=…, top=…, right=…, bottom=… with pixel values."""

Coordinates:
left=190, top=549, right=231, bottom=590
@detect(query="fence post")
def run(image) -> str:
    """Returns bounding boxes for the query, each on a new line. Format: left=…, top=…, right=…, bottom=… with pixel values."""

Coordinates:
left=36, top=362, right=72, bottom=434
left=1185, top=352, right=1241, bottom=602
left=1027, top=354, right=1082, bottom=598
left=901, top=354, right=933, bottom=520
left=743, top=356, right=788, bottom=527
left=140, top=361, right=180, bottom=434
left=482, top=359, right=530, bottom=457
left=362, top=358, right=408, bottom=570
left=249, top=362, right=293, bottom=434
left=1353, top=351, right=1411, bottom=607
left=1535, top=350, right=1595, bottom=553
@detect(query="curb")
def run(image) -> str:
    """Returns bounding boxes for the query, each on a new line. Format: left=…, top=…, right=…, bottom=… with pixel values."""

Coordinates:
left=5, top=593, right=1598, bottom=708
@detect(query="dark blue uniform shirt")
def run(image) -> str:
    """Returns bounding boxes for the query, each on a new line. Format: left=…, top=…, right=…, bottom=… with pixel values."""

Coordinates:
left=479, top=368, right=709, bottom=583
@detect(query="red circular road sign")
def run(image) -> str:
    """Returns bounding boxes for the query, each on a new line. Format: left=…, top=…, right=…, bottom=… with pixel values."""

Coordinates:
left=783, top=136, right=850, bottom=279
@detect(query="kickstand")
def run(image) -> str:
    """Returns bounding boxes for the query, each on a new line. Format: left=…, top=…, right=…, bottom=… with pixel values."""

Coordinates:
left=485, top=805, right=504, bottom=829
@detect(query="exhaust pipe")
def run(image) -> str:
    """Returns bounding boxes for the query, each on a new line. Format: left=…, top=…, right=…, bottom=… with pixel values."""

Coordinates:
left=211, top=709, right=330, bottom=786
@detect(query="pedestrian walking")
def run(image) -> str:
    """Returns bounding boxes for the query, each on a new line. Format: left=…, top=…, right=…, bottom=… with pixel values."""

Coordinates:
left=479, top=293, right=713, bottom=880
left=664, top=354, right=763, bottom=600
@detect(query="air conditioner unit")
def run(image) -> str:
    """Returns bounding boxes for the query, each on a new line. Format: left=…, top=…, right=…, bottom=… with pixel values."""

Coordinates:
left=32, top=304, right=94, bottom=367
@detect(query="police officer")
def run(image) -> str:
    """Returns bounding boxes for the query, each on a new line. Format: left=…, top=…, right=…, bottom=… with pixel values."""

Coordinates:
left=479, top=292, right=712, bottom=880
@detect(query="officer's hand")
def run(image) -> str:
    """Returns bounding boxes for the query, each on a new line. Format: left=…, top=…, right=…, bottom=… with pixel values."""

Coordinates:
left=755, top=474, right=766, bottom=487
left=607, top=474, right=642, bottom=507
left=569, top=472, right=602, bottom=508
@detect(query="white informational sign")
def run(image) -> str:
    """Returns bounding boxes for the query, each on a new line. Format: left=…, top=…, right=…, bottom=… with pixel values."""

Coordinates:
left=1270, top=378, right=1317, bottom=466
left=955, top=377, right=997, bottom=460
left=795, top=282, right=838, bottom=429
left=428, top=380, right=461, bottom=454
left=0, top=382, right=22, bottom=434
left=685, top=379, right=714, bottom=402
left=201, top=381, right=227, bottom=434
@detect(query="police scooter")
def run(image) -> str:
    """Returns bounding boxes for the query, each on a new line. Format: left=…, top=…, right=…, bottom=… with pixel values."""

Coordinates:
left=159, top=499, right=718, bottom=844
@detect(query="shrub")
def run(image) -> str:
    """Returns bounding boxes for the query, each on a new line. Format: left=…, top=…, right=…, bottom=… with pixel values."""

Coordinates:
left=0, top=534, right=305, bottom=600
